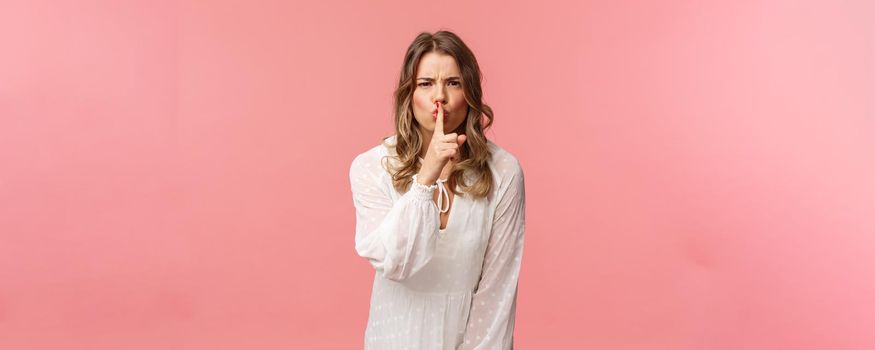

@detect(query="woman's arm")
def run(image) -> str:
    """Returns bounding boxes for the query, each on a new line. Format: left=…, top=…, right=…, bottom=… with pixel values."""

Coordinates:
left=349, top=152, right=441, bottom=281
left=459, top=161, right=526, bottom=349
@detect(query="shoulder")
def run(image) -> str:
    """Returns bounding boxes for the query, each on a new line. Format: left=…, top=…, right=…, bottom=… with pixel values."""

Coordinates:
left=350, top=135, right=395, bottom=179
left=485, top=139, right=524, bottom=202
left=486, top=139, right=524, bottom=182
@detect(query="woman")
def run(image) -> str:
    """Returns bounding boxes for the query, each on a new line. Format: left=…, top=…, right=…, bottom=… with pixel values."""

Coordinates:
left=349, top=30, right=526, bottom=350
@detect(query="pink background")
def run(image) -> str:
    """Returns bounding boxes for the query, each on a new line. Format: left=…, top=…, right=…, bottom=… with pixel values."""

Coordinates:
left=2, top=0, right=874, bottom=349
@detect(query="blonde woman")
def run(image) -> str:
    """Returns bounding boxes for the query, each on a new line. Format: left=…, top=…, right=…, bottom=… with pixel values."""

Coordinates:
left=349, top=30, right=526, bottom=350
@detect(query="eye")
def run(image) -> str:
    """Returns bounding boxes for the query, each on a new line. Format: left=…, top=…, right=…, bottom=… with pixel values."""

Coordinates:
left=449, top=81, right=461, bottom=87
left=417, top=82, right=431, bottom=87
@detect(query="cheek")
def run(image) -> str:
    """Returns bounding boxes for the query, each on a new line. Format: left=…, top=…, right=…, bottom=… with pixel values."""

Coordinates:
left=415, top=91, right=430, bottom=104
left=414, top=95, right=434, bottom=112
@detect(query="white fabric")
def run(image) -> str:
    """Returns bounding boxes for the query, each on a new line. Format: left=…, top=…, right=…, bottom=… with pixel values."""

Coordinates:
left=411, top=165, right=451, bottom=214
left=349, top=135, right=526, bottom=349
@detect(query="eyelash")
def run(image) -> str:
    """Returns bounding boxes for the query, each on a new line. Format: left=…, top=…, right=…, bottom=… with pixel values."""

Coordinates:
left=418, top=81, right=461, bottom=87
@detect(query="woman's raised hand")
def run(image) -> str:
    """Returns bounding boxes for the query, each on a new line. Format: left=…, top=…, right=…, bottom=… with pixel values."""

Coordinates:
left=416, top=101, right=467, bottom=185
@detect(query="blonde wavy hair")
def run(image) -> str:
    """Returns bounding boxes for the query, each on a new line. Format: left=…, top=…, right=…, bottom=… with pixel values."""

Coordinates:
left=380, top=30, right=495, bottom=198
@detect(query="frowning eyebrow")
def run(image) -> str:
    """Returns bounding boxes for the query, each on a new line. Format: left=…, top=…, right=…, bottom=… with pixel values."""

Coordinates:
left=416, top=76, right=461, bottom=81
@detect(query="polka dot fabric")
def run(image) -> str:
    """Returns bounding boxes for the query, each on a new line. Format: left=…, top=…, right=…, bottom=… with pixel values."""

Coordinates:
left=350, top=135, right=526, bottom=349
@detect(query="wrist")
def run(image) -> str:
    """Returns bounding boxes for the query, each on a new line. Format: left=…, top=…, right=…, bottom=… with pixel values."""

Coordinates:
left=414, top=172, right=437, bottom=186
left=410, top=173, right=437, bottom=198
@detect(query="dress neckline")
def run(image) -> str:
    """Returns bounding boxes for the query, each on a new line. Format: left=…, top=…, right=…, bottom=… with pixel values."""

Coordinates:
left=439, top=191, right=462, bottom=234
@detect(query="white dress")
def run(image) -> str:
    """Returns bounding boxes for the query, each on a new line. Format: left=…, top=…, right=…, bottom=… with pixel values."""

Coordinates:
left=349, top=135, right=526, bottom=350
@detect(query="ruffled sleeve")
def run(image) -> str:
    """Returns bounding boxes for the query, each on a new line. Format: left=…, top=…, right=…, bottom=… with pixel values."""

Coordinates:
left=458, top=160, right=526, bottom=349
left=349, top=151, right=441, bottom=281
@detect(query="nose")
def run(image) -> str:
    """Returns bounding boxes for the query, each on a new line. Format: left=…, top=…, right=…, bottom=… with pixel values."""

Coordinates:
left=432, top=84, right=446, bottom=105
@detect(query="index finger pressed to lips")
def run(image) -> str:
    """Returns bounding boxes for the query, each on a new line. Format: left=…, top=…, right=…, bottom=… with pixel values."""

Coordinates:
left=433, top=101, right=444, bottom=136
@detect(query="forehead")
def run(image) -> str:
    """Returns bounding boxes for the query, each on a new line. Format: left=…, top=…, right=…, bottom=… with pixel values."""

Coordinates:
left=416, top=52, right=460, bottom=77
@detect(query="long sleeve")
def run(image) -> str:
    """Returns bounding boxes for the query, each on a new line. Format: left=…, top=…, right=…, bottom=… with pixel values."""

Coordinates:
left=459, top=161, right=526, bottom=350
left=349, top=152, right=441, bottom=282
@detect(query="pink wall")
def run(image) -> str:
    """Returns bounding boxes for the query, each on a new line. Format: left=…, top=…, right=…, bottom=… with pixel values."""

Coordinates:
left=1, top=0, right=874, bottom=349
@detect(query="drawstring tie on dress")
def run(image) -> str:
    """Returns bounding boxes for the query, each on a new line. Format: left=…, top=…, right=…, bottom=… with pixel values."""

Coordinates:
left=435, top=178, right=450, bottom=213
left=414, top=156, right=451, bottom=214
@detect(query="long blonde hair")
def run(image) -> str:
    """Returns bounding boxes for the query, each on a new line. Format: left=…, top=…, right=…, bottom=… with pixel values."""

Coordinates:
left=380, top=30, right=495, bottom=198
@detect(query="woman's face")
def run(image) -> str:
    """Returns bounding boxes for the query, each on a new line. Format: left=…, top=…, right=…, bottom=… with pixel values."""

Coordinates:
left=412, top=52, right=467, bottom=135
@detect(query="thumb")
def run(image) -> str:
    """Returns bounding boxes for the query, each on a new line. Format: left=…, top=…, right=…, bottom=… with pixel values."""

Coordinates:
left=457, top=134, right=467, bottom=145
